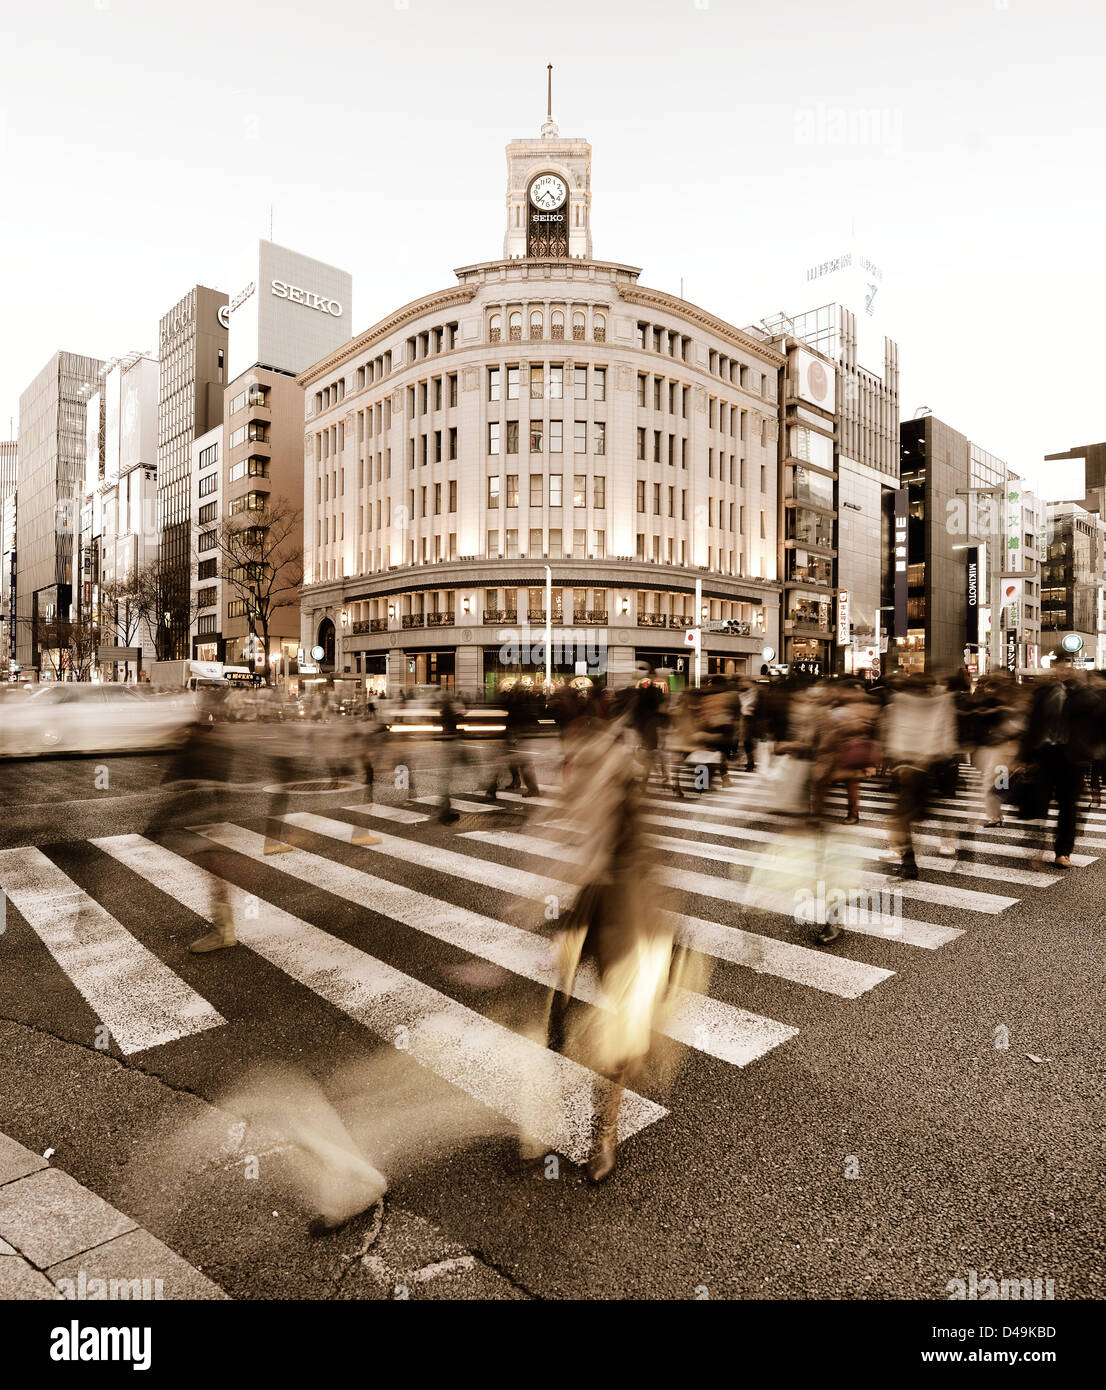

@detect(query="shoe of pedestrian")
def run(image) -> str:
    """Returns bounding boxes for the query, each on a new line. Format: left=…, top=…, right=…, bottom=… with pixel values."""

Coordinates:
left=981, top=819, right=1004, bottom=829
left=897, top=852, right=919, bottom=880
left=1053, top=855, right=1072, bottom=869
left=843, top=815, right=860, bottom=826
left=438, top=809, right=460, bottom=825
left=816, top=922, right=844, bottom=945
left=350, top=827, right=382, bottom=846
left=586, top=1127, right=618, bottom=1183
left=937, top=841, right=958, bottom=858
left=190, top=903, right=237, bottom=953
left=263, top=836, right=295, bottom=855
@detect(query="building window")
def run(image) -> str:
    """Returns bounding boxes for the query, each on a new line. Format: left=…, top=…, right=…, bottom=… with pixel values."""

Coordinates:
left=551, top=310, right=565, bottom=340
left=198, top=558, right=217, bottom=580
left=529, top=527, right=543, bottom=554
left=449, top=480, right=457, bottom=512
left=573, top=528, right=586, bottom=557
left=572, top=311, right=585, bottom=341
left=530, top=422, right=543, bottom=452
left=198, top=501, right=217, bottom=525
left=487, top=529, right=499, bottom=557
left=574, top=366, right=588, bottom=400
left=594, top=476, right=606, bottom=509
left=636, top=480, right=645, bottom=512
left=509, top=313, right=522, bottom=342
left=594, top=314, right=606, bottom=342
left=530, top=474, right=543, bottom=506
left=530, top=312, right=543, bottom=339
left=594, top=421, right=606, bottom=455
left=196, top=586, right=217, bottom=609
left=530, top=365, right=544, bottom=400
left=574, top=421, right=587, bottom=454
left=198, top=472, right=218, bottom=498
left=549, top=473, right=562, bottom=507
left=488, top=368, right=501, bottom=402
left=637, top=427, right=646, bottom=460
left=198, top=530, right=217, bottom=553
left=507, top=366, right=519, bottom=400
left=574, top=474, right=587, bottom=508
left=594, top=367, right=606, bottom=401
left=488, top=423, right=500, bottom=455
left=488, top=476, right=500, bottom=507
left=549, top=528, right=563, bottom=558
left=593, top=531, right=606, bottom=557
left=506, top=474, right=519, bottom=507
left=506, top=528, right=519, bottom=557
left=489, top=315, right=502, bottom=342
left=549, top=419, right=563, bottom=453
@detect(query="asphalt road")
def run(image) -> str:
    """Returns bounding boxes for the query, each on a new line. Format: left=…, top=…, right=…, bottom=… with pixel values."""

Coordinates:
left=0, top=724, right=1102, bottom=1301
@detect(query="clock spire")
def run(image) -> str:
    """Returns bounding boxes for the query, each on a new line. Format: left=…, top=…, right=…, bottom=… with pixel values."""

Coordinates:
left=541, top=63, right=558, bottom=138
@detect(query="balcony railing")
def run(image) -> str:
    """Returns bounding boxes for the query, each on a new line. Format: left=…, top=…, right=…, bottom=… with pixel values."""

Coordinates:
left=351, top=620, right=371, bottom=634
left=639, top=613, right=668, bottom=628
left=401, top=613, right=425, bottom=629
left=668, top=615, right=688, bottom=629
left=483, top=609, right=514, bottom=624
left=577, top=610, right=608, bottom=625
left=370, top=617, right=388, bottom=632
left=527, top=608, right=547, bottom=622
left=426, top=611, right=454, bottom=627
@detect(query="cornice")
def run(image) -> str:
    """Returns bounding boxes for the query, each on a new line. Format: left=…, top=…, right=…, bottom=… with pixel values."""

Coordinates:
left=618, top=285, right=786, bottom=364
left=296, top=285, right=479, bottom=388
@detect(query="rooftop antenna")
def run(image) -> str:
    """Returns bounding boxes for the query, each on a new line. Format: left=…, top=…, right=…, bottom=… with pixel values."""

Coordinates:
left=269, top=205, right=273, bottom=241
left=547, top=63, right=552, bottom=121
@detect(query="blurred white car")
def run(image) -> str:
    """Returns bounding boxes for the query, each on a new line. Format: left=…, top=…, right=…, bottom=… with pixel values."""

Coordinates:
left=0, top=684, right=197, bottom=758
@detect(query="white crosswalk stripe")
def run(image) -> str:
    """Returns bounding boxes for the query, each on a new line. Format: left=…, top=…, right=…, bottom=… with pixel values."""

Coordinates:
left=194, top=818, right=797, bottom=1069
left=91, top=832, right=664, bottom=1164
left=0, top=845, right=226, bottom=1054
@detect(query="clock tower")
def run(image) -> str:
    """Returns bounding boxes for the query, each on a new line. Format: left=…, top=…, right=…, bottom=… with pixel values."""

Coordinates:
left=504, top=72, right=592, bottom=260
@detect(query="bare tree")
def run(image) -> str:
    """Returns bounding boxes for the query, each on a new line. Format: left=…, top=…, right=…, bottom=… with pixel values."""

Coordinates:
left=133, top=556, right=195, bottom=662
left=37, top=614, right=99, bottom=682
left=217, top=496, right=303, bottom=685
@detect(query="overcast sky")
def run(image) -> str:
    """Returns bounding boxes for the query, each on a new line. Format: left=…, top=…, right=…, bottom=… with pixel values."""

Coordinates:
left=1, top=0, right=1101, bottom=495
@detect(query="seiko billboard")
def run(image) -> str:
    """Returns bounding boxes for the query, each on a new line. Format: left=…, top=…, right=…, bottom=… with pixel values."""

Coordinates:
left=227, top=240, right=352, bottom=379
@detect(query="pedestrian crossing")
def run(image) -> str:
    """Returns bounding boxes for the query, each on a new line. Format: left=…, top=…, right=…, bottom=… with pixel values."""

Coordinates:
left=0, top=765, right=1097, bottom=1163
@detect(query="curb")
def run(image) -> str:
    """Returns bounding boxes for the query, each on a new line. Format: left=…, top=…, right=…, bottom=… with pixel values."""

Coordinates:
left=0, top=1132, right=227, bottom=1301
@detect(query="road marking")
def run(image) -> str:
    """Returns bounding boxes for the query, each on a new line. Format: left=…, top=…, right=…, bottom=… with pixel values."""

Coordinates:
left=92, top=833, right=664, bottom=1163
left=462, top=827, right=969, bottom=946
left=343, top=804, right=429, bottom=825
left=413, top=797, right=497, bottom=814
left=262, top=815, right=797, bottom=1069
left=0, top=845, right=226, bottom=1055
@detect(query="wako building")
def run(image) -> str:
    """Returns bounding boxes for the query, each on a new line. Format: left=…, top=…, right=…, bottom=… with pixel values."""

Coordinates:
left=298, top=113, right=782, bottom=696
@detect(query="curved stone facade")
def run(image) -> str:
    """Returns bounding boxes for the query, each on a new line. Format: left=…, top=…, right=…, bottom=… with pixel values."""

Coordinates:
left=299, top=253, right=785, bottom=696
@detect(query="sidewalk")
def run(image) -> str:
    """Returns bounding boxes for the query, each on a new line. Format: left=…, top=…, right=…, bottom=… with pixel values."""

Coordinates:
left=0, top=1131, right=226, bottom=1300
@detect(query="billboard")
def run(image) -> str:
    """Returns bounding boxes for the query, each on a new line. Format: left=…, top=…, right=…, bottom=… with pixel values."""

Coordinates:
left=965, top=547, right=979, bottom=645
left=118, top=357, right=159, bottom=475
left=893, top=488, right=908, bottom=637
left=793, top=348, right=835, bottom=413
left=103, top=366, right=121, bottom=483
left=228, top=240, right=352, bottom=379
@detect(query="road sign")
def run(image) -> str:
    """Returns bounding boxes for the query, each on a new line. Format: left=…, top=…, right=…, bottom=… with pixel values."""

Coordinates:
left=869, top=658, right=881, bottom=677
left=684, top=629, right=699, bottom=647
left=1061, top=632, right=1084, bottom=653
left=97, top=645, right=140, bottom=664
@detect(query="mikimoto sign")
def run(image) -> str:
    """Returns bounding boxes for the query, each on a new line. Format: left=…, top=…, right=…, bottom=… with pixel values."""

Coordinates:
left=271, top=280, right=343, bottom=317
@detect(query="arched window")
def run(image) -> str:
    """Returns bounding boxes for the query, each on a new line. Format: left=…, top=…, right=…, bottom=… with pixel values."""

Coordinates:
left=489, top=313, right=501, bottom=343
left=572, top=311, right=585, bottom=341
left=594, top=313, right=606, bottom=343
left=551, top=310, right=564, bottom=340
left=509, top=312, right=522, bottom=342
left=529, top=311, right=543, bottom=339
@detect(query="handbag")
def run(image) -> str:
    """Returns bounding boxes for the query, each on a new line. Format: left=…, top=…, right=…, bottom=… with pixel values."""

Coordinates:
left=762, top=752, right=811, bottom=815
left=1008, top=763, right=1049, bottom=821
left=836, top=736, right=880, bottom=771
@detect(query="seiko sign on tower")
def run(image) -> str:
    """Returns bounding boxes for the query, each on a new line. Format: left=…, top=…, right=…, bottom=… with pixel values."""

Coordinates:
left=271, top=280, right=343, bottom=317
left=226, top=240, right=352, bottom=378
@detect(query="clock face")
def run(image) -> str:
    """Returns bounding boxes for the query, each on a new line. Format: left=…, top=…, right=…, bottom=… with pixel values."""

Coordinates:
left=529, top=174, right=567, bottom=211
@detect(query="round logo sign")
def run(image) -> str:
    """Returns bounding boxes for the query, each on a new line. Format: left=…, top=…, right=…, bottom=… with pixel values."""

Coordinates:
left=310, top=645, right=325, bottom=661
left=807, top=360, right=829, bottom=403
left=1061, top=632, right=1084, bottom=653
left=761, top=646, right=775, bottom=662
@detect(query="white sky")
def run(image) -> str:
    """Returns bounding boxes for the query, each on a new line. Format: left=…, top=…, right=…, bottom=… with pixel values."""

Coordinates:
left=1, top=0, right=1102, bottom=497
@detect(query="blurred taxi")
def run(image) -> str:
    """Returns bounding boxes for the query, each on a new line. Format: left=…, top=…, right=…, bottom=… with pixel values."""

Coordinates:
left=0, top=683, right=197, bottom=758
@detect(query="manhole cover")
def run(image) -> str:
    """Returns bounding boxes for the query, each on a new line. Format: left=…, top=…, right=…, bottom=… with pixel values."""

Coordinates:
left=261, top=779, right=363, bottom=794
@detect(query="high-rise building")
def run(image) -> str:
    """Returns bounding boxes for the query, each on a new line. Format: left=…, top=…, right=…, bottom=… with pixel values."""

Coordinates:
left=298, top=110, right=783, bottom=696
left=15, top=351, right=104, bottom=671
left=200, top=242, right=352, bottom=672
left=1, top=439, right=16, bottom=673
left=898, top=417, right=1042, bottom=677
left=1040, top=501, right=1106, bottom=668
left=79, top=353, right=161, bottom=678
left=156, top=286, right=227, bottom=659
left=753, top=302, right=900, bottom=677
